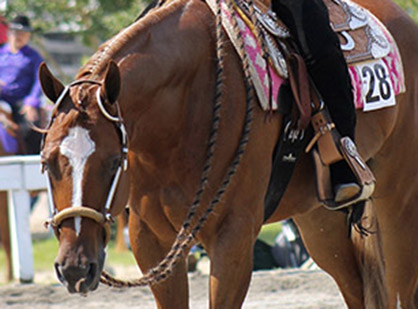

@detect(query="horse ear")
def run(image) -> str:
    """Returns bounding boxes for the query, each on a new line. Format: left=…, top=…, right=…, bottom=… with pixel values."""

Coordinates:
left=101, top=60, right=121, bottom=104
left=39, top=62, right=65, bottom=103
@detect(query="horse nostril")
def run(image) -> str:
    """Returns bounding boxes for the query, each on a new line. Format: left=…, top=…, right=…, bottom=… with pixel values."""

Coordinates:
left=54, top=258, right=101, bottom=294
left=54, top=262, right=65, bottom=284
left=74, top=263, right=98, bottom=293
left=87, top=262, right=97, bottom=281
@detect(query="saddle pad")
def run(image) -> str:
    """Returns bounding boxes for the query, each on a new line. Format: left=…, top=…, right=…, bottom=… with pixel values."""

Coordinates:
left=205, top=0, right=405, bottom=112
left=206, top=0, right=285, bottom=110
left=328, top=0, right=405, bottom=110
left=347, top=13, right=405, bottom=111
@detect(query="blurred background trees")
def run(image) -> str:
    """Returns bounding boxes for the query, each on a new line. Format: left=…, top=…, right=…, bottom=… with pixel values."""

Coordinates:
left=395, top=0, right=418, bottom=23
left=0, top=0, right=416, bottom=80
left=3, top=0, right=146, bottom=48
left=3, top=0, right=417, bottom=48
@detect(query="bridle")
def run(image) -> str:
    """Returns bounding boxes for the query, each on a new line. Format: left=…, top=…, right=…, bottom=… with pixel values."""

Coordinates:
left=42, top=79, right=129, bottom=245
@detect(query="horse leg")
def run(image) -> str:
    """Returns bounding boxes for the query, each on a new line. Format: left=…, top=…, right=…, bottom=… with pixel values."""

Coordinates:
left=294, top=207, right=365, bottom=308
left=0, top=191, right=12, bottom=282
left=114, top=212, right=128, bottom=252
left=375, top=196, right=418, bottom=309
left=128, top=206, right=189, bottom=309
left=201, top=212, right=259, bottom=308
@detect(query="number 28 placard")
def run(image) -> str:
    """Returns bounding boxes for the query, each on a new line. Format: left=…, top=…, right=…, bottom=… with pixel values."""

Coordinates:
left=358, top=59, right=396, bottom=112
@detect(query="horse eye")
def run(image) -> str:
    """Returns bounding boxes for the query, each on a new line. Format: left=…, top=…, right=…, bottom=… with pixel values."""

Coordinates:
left=41, top=156, right=62, bottom=181
left=109, top=156, right=121, bottom=173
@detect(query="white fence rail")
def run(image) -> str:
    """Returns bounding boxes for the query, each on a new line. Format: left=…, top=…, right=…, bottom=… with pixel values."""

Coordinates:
left=0, top=155, right=46, bottom=282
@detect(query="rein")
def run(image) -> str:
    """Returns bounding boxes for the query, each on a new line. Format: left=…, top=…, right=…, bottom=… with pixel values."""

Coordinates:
left=43, top=79, right=129, bottom=246
left=99, top=0, right=255, bottom=288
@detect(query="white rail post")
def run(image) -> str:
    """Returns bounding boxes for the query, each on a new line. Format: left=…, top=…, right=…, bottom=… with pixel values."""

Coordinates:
left=0, top=155, right=46, bottom=283
left=7, top=189, right=33, bottom=283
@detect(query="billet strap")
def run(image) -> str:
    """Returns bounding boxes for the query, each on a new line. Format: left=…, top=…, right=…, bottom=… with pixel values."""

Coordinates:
left=264, top=115, right=309, bottom=221
left=286, top=53, right=312, bottom=130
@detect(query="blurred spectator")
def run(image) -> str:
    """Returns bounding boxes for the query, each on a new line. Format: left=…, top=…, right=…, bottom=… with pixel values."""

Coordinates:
left=0, top=15, right=43, bottom=154
left=253, top=219, right=309, bottom=270
left=271, top=219, right=309, bottom=268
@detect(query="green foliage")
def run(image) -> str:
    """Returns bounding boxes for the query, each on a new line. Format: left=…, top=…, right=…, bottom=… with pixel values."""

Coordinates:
left=258, top=222, right=282, bottom=247
left=3, top=0, right=417, bottom=49
left=4, top=0, right=148, bottom=47
left=394, top=0, right=418, bottom=23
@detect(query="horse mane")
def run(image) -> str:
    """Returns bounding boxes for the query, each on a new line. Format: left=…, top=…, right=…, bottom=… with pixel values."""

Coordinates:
left=76, top=0, right=187, bottom=81
left=135, top=0, right=162, bottom=22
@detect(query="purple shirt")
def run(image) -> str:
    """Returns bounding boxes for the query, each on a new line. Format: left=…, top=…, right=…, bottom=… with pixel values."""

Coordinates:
left=0, top=43, right=43, bottom=109
left=0, top=125, right=17, bottom=153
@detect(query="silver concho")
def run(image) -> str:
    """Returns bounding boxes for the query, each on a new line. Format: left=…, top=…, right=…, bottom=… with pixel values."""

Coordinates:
left=346, top=1, right=369, bottom=29
left=344, top=138, right=358, bottom=157
left=263, top=29, right=288, bottom=78
left=252, top=5, right=290, bottom=39
left=368, top=23, right=390, bottom=59
left=344, top=138, right=366, bottom=169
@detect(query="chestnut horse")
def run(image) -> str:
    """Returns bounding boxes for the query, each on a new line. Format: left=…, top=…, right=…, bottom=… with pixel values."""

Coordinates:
left=0, top=193, right=11, bottom=283
left=0, top=185, right=12, bottom=284
left=38, top=0, right=418, bottom=307
left=0, top=105, right=18, bottom=282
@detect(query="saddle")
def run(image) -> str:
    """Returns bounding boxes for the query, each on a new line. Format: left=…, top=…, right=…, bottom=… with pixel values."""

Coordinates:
left=239, top=0, right=391, bottom=67
left=205, top=0, right=381, bottom=211
left=325, top=0, right=390, bottom=64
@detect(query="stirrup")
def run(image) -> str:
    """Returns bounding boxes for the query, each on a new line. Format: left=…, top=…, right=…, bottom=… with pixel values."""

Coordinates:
left=311, top=137, right=375, bottom=210
left=335, top=183, right=361, bottom=203
left=306, top=108, right=375, bottom=210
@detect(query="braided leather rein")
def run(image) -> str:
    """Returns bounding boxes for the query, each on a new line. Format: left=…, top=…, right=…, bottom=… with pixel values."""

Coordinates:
left=99, top=0, right=255, bottom=288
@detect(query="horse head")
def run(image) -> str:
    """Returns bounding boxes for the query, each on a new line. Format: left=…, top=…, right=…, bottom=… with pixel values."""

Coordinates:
left=39, top=61, right=130, bottom=294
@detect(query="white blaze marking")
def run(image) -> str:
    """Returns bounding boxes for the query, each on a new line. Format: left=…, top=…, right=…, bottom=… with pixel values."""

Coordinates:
left=396, top=293, right=402, bottom=309
left=59, top=126, right=96, bottom=236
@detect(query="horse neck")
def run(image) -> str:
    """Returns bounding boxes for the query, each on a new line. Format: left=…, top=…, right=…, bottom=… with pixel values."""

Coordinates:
left=115, top=0, right=216, bottom=162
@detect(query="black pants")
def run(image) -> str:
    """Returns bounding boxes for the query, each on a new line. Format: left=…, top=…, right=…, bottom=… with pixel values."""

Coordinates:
left=272, top=0, right=356, bottom=184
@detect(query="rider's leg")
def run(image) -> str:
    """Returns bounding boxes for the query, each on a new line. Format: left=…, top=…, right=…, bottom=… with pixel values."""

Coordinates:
left=272, top=0, right=359, bottom=202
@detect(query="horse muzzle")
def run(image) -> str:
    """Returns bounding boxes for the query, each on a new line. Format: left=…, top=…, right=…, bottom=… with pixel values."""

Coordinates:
left=55, top=261, right=99, bottom=294
left=55, top=252, right=105, bottom=294
left=50, top=206, right=109, bottom=294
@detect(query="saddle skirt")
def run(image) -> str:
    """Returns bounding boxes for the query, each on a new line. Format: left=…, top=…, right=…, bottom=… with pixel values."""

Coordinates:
left=205, top=0, right=406, bottom=112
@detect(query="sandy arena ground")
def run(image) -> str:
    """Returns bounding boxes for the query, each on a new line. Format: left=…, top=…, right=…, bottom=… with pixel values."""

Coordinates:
left=0, top=267, right=346, bottom=308
left=0, top=193, right=346, bottom=308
